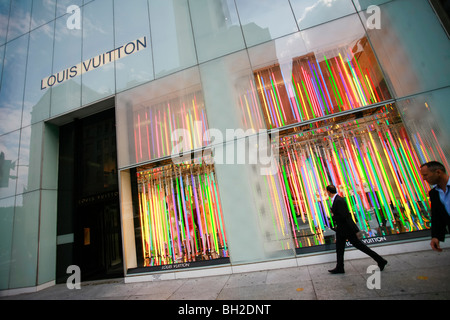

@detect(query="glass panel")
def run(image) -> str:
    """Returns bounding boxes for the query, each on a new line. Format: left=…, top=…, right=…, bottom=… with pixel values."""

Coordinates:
left=272, top=104, right=433, bottom=250
left=0, top=0, right=10, bottom=46
left=30, top=0, right=56, bottom=30
left=0, top=45, right=4, bottom=95
left=41, top=123, right=59, bottom=190
left=0, top=130, right=20, bottom=199
left=250, top=16, right=391, bottom=129
left=0, top=34, right=29, bottom=135
left=199, top=50, right=266, bottom=135
left=16, top=124, right=44, bottom=195
left=114, top=0, right=153, bottom=92
left=56, top=0, right=82, bottom=18
left=23, top=22, right=54, bottom=127
left=133, top=158, right=229, bottom=269
left=149, top=0, right=197, bottom=78
left=37, top=189, right=57, bottom=285
left=352, top=0, right=393, bottom=11
left=6, top=0, right=32, bottom=41
left=212, top=136, right=295, bottom=264
left=116, top=67, right=208, bottom=168
left=0, top=196, right=14, bottom=290
left=397, top=88, right=450, bottom=170
left=188, top=0, right=245, bottom=63
left=290, top=0, right=356, bottom=30
left=235, top=0, right=298, bottom=47
left=81, top=0, right=115, bottom=105
left=51, top=14, right=82, bottom=116
left=359, top=0, right=450, bottom=98
left=8, top=191, right=39, bottom=288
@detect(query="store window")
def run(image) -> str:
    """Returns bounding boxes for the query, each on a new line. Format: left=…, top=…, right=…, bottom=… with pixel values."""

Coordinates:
left=117, top=66, right=230, bottom=272
left=272, top=104, right=432, bottom=250
left=116, top=67, right=208, bottom=169
left=134, top=158, right=228, bottom=269
left=250, top=14, right=391, bottom=130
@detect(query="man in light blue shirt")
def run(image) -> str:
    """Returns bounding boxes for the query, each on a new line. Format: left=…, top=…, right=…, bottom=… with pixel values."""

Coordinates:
left=420, top=161, right=450, bottom=252
left=436, top=176, right=450, bottom=215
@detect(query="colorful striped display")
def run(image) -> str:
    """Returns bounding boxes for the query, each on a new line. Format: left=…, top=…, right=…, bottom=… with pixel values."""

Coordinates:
left=238, top=78, right=266, bottom=131
left=133, top=91, right=209, bottom=163
left=137, top=162, right=228, bottom=267
left=263, top=106, right=433, bottom=248
left=254, top=40, right=389, bottom=129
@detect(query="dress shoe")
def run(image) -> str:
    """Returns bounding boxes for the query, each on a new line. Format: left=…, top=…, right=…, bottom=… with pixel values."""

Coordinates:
left=378, top=259, right=388, bottom=271
left=328, top=268, right=345, bottom=274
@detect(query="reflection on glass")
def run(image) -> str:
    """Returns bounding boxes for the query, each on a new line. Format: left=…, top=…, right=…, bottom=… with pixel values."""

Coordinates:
left=56, top=0, right=82, bottom=18
left=116, top=67, right=208, bottom=168
left=0, top=196, right=15, bottom=290
left=8, top=191, right=39, bottom=288
left=0, top=1, right=10, bottom=45
left=0, top=130, right=20, bottom=200
left=30, top=0, right=56, bottom=30
left=23, top=22, right=54, bottom=127
left=200, top=51, right=266, bottom=135
left=352, top=0, right=393, bottom=11
left=81, top=0, right=115, bottom=105
left=0, top=46, right=4, bottom=97
left=6, top=0, right=32, bottom=41
left=251, top=19, right=390, bottom=129
left=16, top=125, right=39, bottom=195
left=51, top=14, right=82, bottom=116
left=272, top=105, right=432, bottom=249
left=0, top=35, right=29, bottom=135
left=189, top=0, right=245, bottom=63
left=290, top=0, right=355, bottom=30
left=359, top=0, right=450, bottom=98
left=135, top=158, right=228, bottom=268
left=149, top=0, right=197, bottom=78
left=132, top=89, right=207, bottom=162
left=235, top=0, right=298, bottom=47
left=397, top=89, right=450, bottom=171
left=114, top=0, right=153, bottom=92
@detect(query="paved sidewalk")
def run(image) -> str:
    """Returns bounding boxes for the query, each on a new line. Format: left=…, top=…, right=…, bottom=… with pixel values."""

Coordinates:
left=2, top=249, right=450, bottom=301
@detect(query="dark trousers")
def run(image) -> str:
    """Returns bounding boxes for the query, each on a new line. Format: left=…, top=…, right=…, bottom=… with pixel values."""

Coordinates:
left=335, top=232, right=384, bottom=268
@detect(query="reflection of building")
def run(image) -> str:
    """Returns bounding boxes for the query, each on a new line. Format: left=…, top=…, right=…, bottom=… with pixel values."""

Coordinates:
left=0, top=0, right=450, bottom=295
left=0, top=152, right=16, bottom=188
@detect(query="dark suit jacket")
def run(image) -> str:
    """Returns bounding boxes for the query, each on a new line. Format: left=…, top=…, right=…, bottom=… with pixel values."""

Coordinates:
left=429, top=188, right=450, bottom=241
left=331, top=195, right=359, bottom=236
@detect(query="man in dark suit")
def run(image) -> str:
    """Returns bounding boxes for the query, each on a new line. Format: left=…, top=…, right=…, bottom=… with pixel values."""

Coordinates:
left=326, top=185, right=387, bottom=274
left=420, top=161, right=450, bottom=252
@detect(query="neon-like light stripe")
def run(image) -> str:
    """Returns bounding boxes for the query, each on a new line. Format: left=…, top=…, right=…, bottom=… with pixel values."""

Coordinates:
left=257, top=75, right=273, bottom=128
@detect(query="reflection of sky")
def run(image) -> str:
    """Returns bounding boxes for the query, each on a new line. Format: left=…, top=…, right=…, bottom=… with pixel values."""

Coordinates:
left=0, top=35, right=28, bottom=135
left=235, top=0, right=298, bottom=39
left=296, top=0, right=334, bottom=24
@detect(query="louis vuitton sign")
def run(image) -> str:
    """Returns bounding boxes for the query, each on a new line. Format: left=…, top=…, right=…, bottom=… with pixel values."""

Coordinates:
left=41, top=36, right=147, bottom=90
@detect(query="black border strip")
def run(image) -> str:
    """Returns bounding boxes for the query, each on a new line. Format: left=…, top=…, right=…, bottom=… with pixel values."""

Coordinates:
left=295, top=230, right=431, bottom=255
left=127, top=257, right=231, bottom=274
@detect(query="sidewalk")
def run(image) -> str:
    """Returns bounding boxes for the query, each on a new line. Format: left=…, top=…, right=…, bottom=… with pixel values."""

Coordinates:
left=2, top=248, right=450, bottom=301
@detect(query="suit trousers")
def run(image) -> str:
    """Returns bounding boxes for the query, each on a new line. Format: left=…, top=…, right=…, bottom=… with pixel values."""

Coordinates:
left=335, top=231, right=384, bottom=268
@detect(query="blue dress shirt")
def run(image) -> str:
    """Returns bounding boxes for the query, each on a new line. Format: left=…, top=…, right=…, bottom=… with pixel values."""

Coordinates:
left=435, top=177, right=450, bottom=216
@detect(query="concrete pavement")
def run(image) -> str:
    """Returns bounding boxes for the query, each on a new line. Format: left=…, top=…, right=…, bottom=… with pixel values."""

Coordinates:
left=2, top=246, right=450, bottom=301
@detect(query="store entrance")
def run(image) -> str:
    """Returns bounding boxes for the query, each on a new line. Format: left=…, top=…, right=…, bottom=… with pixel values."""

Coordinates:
left=56, top=107, right=123, bottom=283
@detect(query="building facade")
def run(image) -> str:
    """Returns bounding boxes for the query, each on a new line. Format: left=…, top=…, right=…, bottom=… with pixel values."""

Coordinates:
left=0, top=0, right=449, bottom=292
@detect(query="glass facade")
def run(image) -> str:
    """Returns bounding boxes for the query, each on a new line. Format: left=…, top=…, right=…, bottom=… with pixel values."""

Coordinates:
left=0, top=0, right=449, bottom=291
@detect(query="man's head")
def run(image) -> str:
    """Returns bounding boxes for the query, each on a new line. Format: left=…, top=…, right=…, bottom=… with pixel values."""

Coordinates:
left=326, top=185, right=337, bottom=197
left=420, top=161, right=448, bottom=186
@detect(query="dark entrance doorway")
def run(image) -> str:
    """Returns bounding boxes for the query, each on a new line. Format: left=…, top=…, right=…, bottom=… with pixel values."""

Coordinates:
left=56, top=108, right=123, bottom=283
